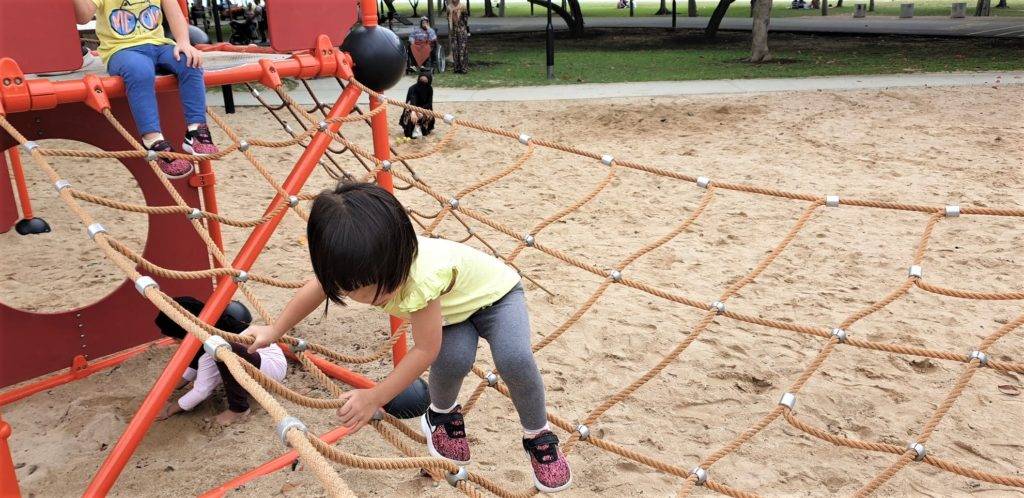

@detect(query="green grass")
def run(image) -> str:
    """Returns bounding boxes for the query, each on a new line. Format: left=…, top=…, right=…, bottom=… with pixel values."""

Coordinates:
left=429, top=29, right=1024, bottom=87
left=396, top=0, right=1024, bottom=18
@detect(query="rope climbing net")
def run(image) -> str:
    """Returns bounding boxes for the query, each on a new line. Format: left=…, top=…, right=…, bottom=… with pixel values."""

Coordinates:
left=2, top=74, right=1022, bottom=497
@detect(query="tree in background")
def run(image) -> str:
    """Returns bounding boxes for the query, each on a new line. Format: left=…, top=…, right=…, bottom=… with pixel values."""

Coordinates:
left=705, top=0, right=736, bottom=38
left=975, top=0, right=992, bottom=14
left=995, top=0, right=1006, bottom=7
left=525, top=0, right=585, bottom=35
left=483, top=0, right=498, bottom=16
left=655, top=0, right=672, bottom=15
left=688, top=0, right=698, bottom=16
left=749, top=0, right=771, bottom=61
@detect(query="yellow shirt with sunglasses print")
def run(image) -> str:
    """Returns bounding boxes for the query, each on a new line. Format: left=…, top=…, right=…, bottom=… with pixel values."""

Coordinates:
left=91, top=0, right=175, bottom=63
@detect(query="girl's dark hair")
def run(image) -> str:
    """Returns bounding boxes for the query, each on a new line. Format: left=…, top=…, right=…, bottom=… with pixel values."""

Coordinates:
left=308, top=182, right=418, bottom=305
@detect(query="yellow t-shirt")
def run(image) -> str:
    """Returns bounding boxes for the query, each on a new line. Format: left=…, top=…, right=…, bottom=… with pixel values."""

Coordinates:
left=91, top=0, right=175, bottom=63
left=382, top=237, right=521, bottom=325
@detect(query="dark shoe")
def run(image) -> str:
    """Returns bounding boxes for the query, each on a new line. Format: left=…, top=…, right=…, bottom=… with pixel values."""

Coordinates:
left=183, top=124, right=219, bottom=155
left=148, top=140, right=193, bottom=178
left=420, top=405, right=471, bottom=464
left=523, top=431, right=571, bottom=492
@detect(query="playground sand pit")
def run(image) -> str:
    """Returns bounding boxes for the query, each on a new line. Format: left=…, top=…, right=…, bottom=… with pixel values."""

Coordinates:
left=3, top=83, right=1023, bottom=497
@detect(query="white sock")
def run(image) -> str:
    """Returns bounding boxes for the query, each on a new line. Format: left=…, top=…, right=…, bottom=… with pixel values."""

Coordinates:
left=523, top=423, right=550, bottom=438
left=187, top=123, right=201, bottom=131
left=142, top=134, right=165, bottom=149
left=429, top=402, right=457, bottom=414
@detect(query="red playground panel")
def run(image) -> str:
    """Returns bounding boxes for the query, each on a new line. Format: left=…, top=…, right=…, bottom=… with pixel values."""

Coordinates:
left=0, top=0, right=83, bottom=75
left=0, top=94, right=212, bottom=388
left=267, top=0, right=359, bottom=53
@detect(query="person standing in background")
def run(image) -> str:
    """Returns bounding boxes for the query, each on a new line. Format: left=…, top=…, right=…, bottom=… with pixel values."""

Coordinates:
left=447, top=0, right=469, bottom=74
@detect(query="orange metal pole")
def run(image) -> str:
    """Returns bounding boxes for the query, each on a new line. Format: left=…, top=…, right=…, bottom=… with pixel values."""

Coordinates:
left=198, top=425, right=353, bottom=498
left=361, top=0, right=380, bottom=26
left=82, top=83, right=364, bottom=497
left=0, top=338, right=175, bottom=408
left=196, top=159, right=224, bottom=255
left=0, top=414, right=20, bottom=498
left=369, top=96, right=407, bottom=366
left=6, top=148, right=33, bottom=220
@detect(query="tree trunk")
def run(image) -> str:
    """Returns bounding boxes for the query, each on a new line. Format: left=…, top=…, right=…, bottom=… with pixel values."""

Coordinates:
left=688, top=0, right=698, bottom=16
left=409, top=0, right=420, bottom=15
left=995, top=0, right=1006, bottom=7
left=525, top=0, right=585, bottom=35
left=483, top=0, right=497, bottom=16
left=868, top=0, right=874, bottom=10
left=749, top=0, right=771, bottom=62
left=836, top=0, right=843, bottom=6
left=705, top=0, right=736, bottom=39
left=655, top=0, right=671, bottom=15
left=975, top=0, right=991, bottom=14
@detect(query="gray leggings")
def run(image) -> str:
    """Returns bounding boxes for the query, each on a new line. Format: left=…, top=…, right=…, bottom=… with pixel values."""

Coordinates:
left=429, top=283, right=548, bottom=431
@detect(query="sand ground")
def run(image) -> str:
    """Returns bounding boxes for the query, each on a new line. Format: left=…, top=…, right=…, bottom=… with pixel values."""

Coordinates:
left=2, top=84, right=1022, bottom=497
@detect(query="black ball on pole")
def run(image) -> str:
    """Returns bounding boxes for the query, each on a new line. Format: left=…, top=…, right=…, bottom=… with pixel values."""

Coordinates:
left=383, top=378, right=431, bottom=419
left=341, top=26, right=407, bottom=92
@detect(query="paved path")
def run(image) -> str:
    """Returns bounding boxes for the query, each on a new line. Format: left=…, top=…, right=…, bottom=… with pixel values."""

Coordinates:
left=394, top=14, right=1024, bottom=38
left=225, top=70, right=1023, bottom=106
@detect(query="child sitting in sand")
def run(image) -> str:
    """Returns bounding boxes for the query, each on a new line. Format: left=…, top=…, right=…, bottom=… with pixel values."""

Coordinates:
left=155, top=297, right=287, bottom=425
left=72, top=0, right=218, bottom=179
left=244, top=182, right=573, bottom=492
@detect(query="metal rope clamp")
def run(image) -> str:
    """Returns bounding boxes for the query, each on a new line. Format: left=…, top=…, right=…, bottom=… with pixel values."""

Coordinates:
left=908, top=265, right=923, bottom=279
left=443, top=114, right=455, bottom=125
left=187, top=208, right=204, bottom=220
left=696, top=176, right=711, bottom=189
left=576, top=424, right=590, bottom=441
left=945, top=205, right=960, bottom=218
left=285, top=124, right=295, bottom=135
left=710, top=301, right=726, bottom=315
left=233, top=270, right=249, bottom=283
left=601, top=154, right=614, bottom=166
left=690, top=466, right=708, bottom=486
left=250, top=87, right=261, bottom=97
left=825, top=195, right=840, bottom=208
left=831, top=328, right=848, bottom=343
left=381, top=160, right=392, bottom=171
left=609, top=270, right=623, bottom=283
left=448, top=198, right=460, bottom=210
left=778, top=392, right=796, bottom=410
left=967, top=350, right=988, bottom=366
left=485, top=371, right=498, bottom=386
left=523, top=234, right=536, bottom=247
left=22, top=141, right=39, bottom=153
left=445, top=466, right=468, bottom=487
left=134, top=276, right=159, bottom=295
left=288, top=195, right=300, bottom=207
left=518, top=133, right=531, bottom=145
left=277, top=416, right=308, bottom=447
left=293, top=338, right=308, bottom=354
left=203, top=335, right=230, bottom=360
left=54, top=179, right=72, bottom=194
left=238, top=140, right=250, bottom=152
left=86, top=223, right=107, bottom=240
left=145, top=149, right=158, bottom=162
left=907, top=441, right=926, bottom=461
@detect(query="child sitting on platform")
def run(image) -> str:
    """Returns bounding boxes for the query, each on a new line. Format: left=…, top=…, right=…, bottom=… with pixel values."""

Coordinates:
left=72, top=0, right=218, bottom=178
left=154, top=297, right=287, bottom=426
left=243, top=182, right=573, bottom=493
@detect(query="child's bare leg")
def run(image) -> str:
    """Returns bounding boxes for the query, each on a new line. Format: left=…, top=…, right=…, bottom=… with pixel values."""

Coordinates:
left=213, top=408, right=251, bottom=425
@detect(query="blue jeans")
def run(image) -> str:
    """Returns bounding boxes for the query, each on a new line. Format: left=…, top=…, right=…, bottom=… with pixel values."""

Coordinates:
left=107, top=44, right=207, bottom=136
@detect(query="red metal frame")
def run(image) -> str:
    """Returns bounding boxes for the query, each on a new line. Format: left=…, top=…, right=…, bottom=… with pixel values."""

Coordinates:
left=5, top=148, right=33, bottom=220
left=3, top=0, right=403, bottom=494
left=0, top=338, right=175, bottom=408
left=0, top=414, right=19, bottom=498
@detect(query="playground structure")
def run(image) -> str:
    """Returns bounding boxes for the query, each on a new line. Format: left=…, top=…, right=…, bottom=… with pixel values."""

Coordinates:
left=1, top=0, right=1024, bottom=497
